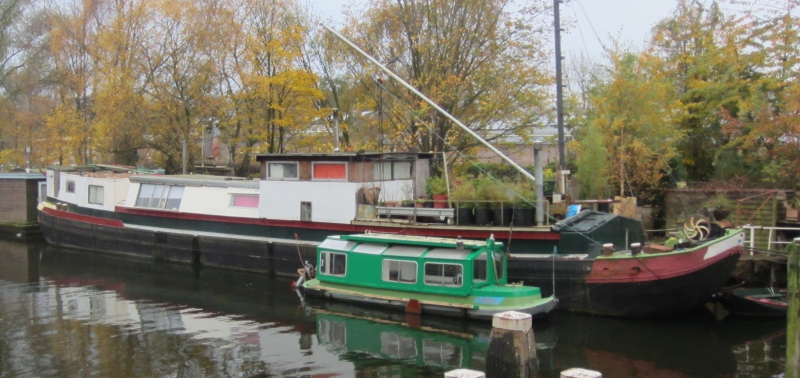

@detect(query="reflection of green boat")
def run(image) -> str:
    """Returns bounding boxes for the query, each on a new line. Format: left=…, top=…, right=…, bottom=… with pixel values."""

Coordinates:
left=302, top=233, right=557, bottom=320
left=315, top=310, right=488, bottom=370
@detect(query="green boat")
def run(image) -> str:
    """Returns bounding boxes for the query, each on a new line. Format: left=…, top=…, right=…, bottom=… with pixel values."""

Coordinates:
left=301, top=233, right=557, bottom=320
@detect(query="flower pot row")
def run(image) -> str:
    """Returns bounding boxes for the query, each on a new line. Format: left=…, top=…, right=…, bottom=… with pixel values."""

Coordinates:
left=456, top=207, right=535, bottom=227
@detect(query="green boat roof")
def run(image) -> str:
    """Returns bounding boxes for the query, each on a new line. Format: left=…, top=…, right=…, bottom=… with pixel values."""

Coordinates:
left=338, top=234, right=503, bottom=250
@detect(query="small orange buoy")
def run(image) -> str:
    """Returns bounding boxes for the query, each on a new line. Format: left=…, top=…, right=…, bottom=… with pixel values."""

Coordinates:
left=290, top=282, right=296, bottom=290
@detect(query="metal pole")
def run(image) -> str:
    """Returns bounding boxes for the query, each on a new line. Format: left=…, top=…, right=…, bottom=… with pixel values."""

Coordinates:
left=553, top=0, right=566, bottom=194
left=534, top=143, right=544, bottom=225
left=322, top=24, right=537, bottom=183
left=333, top=108, right=340, bottom=153
left=442, top=151, right=452, bottom=208
left=182, top=139, right=187, bottom=174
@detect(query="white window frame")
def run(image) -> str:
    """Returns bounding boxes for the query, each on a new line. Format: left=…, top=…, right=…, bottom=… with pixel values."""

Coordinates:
left=266, top=161, right=299, bottom=180
left=372, top=160, right=412, bottom=181
left=423, top=262, right=464, bottom=287
left=311, top=161, right=348, bottom=182
left=382, top=259, right=418, bottom=284
left=88, top=185, right=104, bottom=205
left=229, top=193, right=259, bottom=208
left=136, top=184, right=184, bottom=210
left=320, top=251, right=347, bottom=276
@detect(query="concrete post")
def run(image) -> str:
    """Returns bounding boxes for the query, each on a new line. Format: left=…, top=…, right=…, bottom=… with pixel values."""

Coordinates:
left=788, top=237, right=800, bottom=378
left=485, top=311, right=536, bottom=378
left=561, top=368, right=602, bottom=378
left=444, top=369, right=485, bottom=378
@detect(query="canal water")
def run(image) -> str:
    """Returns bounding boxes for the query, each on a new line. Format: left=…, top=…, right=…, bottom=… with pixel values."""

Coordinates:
left=0, top=239, right=787, bottom=378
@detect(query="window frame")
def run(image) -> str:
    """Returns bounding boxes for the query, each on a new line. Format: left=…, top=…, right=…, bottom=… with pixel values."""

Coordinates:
left=320, top=251, right=347, bottom=277
left=372, top=160, right=413, bottom=181
left=229, top=193, right=259, bottom=208
left=135, top=184, right=184, bottom=211
left=423, top=262, right=464, bottom=287
left=265, top=161, right=299, bottom=181
left=88, top=185, right=104, bottom=205
left=382, top=259, right=418, bottom=284
left=311, top=161, right=348, bottom=182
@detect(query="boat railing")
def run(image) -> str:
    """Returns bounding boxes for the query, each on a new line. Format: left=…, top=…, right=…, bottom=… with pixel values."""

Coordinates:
left=368, top=200, right=545, bottom=227
left=741, top=225, right=800, bottom=254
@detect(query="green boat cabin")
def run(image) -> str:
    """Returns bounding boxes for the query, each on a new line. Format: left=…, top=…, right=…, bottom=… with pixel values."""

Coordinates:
left=315, top=234, right=518, bottom=297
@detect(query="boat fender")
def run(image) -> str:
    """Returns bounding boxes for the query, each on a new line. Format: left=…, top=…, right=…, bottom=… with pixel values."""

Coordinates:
left=296, top=275, right=305, bottom=288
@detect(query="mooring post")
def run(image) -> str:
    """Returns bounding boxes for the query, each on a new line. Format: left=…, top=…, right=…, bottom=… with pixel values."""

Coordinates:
left=788, top=237, right=800, bottom=378
left=443, top=369, right=485, bottom=378
left=485, top=311, right=536, bottom=378
left=561, top=368, right=602, bottom=378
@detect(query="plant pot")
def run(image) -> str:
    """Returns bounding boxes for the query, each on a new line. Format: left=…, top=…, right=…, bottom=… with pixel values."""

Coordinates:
left=456, top=208, right=474, bottom=225
left=415, top=202, right=425, bottom=208
left=424, top=200, right=434, bottom=208
left=433, top=194, right=449, bottom=209
left=513, top=208, right=534, bottom=227
left=492, top=208, right=513, bottom=227
left=713, top=208, right=731, bottom=221
left=474, top=208, right=493, bottom=226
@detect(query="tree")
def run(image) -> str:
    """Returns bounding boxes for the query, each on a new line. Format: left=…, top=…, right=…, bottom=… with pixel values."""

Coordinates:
left=582, top=49, right=682, bottom=200
left=648, top=0, right=744, bottom=183
left=340, top=0, right=553, bottom=155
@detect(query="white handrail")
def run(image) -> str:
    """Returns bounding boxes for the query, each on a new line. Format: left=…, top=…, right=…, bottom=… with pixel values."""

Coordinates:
left=741, top=225, right=800, bottom=254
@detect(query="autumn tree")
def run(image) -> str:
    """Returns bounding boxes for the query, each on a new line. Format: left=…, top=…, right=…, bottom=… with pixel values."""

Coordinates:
left=579, top=49, right=682, bottom=201
left=647, top=0, right=744, bottom=183
left=340, top=0, right=553, bottom=155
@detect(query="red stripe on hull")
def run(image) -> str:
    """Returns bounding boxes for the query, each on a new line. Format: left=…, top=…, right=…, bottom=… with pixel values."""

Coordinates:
left=115, top=206, right=560, bottom=240
left=585, top=245, right=742, bottom=284
left=42, top=207, right=125, bottom=228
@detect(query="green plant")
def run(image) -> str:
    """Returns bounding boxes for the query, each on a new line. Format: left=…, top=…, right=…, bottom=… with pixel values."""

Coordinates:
left=510, top=181, right=536, bottom=208
left=425, top=175, right=448, bottom=197
left=450, top=179, right=477, bottom=208
left=705, top=193, right=732, bottom=210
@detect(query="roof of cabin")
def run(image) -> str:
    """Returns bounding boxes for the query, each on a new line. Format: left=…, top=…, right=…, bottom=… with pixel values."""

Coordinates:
left=130, top=174, right=258, bottom=189
left=48, top=164, right=160, bottom=174
left=337, top=234, right=503, bottom=250
left=0, top=172, right=45, bottom=180
left=256, top=152, right=434, bottom=162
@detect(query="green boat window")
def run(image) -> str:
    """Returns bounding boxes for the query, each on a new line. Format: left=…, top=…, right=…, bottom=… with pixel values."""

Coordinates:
left=494, top=252, right=504, bottom=280
left=320, top=251, right=347, bottom=276
left=474, top=253, right=488, bottom=282
left=382, top=260, right=417, bottom=284
left=424, top=263, right=463, bottom=287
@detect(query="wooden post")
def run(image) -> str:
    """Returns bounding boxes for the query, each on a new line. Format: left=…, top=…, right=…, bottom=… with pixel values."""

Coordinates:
left=788, top=237, right=800, bottom=378
left=444, top=369, right=485, bottom=378
left=485, top=311, right=536, bottom=378
left=561, top=368, right=602, bottom=378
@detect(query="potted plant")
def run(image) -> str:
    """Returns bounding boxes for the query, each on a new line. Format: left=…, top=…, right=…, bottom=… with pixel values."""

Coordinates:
left=473, top=175, right=495, bottom=226
left=415, top=196, right=427, bottom=208
left=705, top=193, right=732, bottom=221
left=426, top=175, right=449, bottom=208
left=511, top=181, right=535, bottom=227
left=450, top=179, right=476, bottom=225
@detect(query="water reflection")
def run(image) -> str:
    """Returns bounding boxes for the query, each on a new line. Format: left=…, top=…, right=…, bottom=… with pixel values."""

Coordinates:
left=0, top=242, right=789, bottom=378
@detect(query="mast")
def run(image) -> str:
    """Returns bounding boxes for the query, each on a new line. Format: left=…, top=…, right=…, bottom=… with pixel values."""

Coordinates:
left=554, top=0, right=566, bottom=195
left=322, top=24, right=538, bottom=183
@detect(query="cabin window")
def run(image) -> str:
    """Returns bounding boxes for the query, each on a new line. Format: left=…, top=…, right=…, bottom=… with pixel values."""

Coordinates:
left=230, top=194, right=258, bottom=208
left=494, top=252, right=504, bottom=280
left=320, top=251, right=347, bottom=276
left=313, top=162, right=347, bottom=181
left=66, top=180, right=76, bottom=193
left=381, top=333, right=417, bottom=359
left=423, top=340, right=462, bottom=366
left=424, top=263, right=463, bottom=287
left=136, top=184, right=185, bottom=210
left=267, top=162, right=298, bottom=180
left=373, top=161, right=412, bottom=181
left=382, top=260, right=417, bottom=284
left=88, top=185, right=104, bottom=205
left=474, top=253, right=488, bottom=282
left=165, top=186, right=184, bottom=210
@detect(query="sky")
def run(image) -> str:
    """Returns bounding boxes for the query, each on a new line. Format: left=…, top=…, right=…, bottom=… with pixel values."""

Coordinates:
left=309, top=0, right=679, bottom=62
